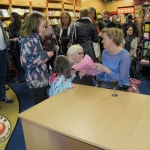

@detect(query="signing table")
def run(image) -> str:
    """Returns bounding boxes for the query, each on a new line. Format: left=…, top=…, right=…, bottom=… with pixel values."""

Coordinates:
left=18, top=85, right=150, bottom=150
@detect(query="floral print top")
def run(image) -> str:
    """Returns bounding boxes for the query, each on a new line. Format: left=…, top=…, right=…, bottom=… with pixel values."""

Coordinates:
left=49, top=73, right=76, bottom=97
left=19, top=32, right=50, bottom=89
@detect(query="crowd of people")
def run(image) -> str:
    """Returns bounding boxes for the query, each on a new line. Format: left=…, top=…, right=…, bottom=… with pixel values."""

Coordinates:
left=0, top=7, right=139, bottom=105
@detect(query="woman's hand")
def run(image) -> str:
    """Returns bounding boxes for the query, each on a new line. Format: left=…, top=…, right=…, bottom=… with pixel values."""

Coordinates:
left=94, top=63, right=111, bottom=74
left=71, top=83, right=76, bottom=88
left=47, top=51, right=54, bottom=57
left=9, top=38, right=18, bottom=42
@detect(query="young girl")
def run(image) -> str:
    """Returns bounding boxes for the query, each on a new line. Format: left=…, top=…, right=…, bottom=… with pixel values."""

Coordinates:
left=19, top=13, right=54, bottom=105
left=49, top=55, right=76, bottom=97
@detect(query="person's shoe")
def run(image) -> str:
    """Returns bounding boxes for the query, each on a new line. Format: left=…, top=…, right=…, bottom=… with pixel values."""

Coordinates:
left=5, top=87, right=9, bottom=90
left=0, top=97, right=14, bottom=104
left=15, top=80, right=25, bottom=84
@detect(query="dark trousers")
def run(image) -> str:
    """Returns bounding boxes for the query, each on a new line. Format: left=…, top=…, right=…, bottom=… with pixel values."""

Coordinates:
left=0, top=48, right=7, bottom=99
left=13, top=50, right=24, bottom=81
left=32, top=86, right=48, bottom=105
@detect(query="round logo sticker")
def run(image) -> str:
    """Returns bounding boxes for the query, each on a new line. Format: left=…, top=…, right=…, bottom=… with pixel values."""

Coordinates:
left=0, top=115, right=11, bottom=143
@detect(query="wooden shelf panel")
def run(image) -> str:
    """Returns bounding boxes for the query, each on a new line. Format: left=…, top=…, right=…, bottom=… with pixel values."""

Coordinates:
left=0, top=17, right=10, bottom=19
left=11, top=0, right=29, bottom=6
left=64, top=0, right=74, bottom=5
left=48, top=3, right=62, bottom=9
left=0, top=0, right=9, bottom=4
left=75, top=6, right=80, bottom=11
left=48, top=15, right=60, bottom=17
left=64, top=4, right=74, bottom=10
left=31, top=1, right=46, bottom=7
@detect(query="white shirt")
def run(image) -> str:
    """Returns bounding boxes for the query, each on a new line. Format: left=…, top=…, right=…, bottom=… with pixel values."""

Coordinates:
left=0, top=27, right=7, bottom=50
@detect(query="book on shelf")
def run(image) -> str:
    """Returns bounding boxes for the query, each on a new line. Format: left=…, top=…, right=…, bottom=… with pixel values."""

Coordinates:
left=144, top=33, right=149, bottom=39
left=68, top=11, right=73, bottom=17
left=2, top=20, right=11, bottom=27
left=144, top=41, right=149, bottom=48
left=12, top=8, right=30, bottom=16
left=51, top=18, right=61, bottom=25
left=144, top=24, right=150, bottom=32
left=51, top=18, right=58, bottom=24
left=48, top=10, right=61, bottom=16
left=0, top=9, right=10, bottom=17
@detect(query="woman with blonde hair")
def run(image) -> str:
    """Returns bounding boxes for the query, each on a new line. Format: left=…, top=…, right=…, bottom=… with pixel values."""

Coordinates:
left=95, top=28, right=130, bottom=89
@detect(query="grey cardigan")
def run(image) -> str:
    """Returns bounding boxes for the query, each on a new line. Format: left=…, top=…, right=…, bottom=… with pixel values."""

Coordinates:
left=0, top=20, right=10, bottom=47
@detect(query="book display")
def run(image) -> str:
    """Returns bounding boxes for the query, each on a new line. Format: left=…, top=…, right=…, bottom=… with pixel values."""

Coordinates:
left=0, top=0, right=81, bottom=27
left=142, top=3, right=150, bottom=56
left=117, top=6, right=134, bottom=24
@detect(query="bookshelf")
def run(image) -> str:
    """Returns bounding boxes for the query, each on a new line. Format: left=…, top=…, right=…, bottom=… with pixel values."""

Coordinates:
left=0, top=0, right=82, bottom=27
left=117, top=6, right=134, bottom=25
left=48, top=2, right=62, bottom=25
left=141, top=4, right=150, bottom=56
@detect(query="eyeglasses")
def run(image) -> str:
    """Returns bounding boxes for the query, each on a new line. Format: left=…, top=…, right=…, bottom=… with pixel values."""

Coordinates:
left=77, top=52, right=84, bottom=55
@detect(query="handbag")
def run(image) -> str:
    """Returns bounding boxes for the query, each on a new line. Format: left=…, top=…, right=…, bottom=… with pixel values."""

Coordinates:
left=67, top=23, right=77, bottom=49
left=127, top=78, right=141, bottom=94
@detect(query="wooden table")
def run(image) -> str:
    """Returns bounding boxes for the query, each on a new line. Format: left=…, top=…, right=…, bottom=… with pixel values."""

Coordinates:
left=18, top=85, right=150, bottom=150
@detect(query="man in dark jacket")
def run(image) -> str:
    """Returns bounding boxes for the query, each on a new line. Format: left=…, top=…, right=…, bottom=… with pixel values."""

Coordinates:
left=0, top=20, right=14, bottom=103
left=98, top=10, right=116, bottom=54
left=123, top=14, right=138, bottom=37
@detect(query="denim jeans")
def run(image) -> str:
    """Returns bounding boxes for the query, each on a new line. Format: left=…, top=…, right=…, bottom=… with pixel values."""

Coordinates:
left=0, top=48, right=7, bottom=99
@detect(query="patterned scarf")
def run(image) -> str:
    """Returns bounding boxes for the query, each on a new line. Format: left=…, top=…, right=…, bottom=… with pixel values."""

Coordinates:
left=124, top=35, right=133, bottom=52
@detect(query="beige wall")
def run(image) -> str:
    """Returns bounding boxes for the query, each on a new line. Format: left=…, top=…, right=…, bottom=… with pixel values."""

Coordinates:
left=81, top=0, right=134, bottom=13
left=81, top=0, right=104, bottom=13
left=104, top=0, right=134, bottom=12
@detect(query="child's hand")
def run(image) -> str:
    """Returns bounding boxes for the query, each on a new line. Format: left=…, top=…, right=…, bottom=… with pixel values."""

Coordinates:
left=71, top=83, right=76, bottom=88
left=95, top=84, right=99, bottom=87
left=51, top=34, right=56, bottom=39
left=71, top=69, right=76, bottom=75
left=47, top=51, right=54, bottom=57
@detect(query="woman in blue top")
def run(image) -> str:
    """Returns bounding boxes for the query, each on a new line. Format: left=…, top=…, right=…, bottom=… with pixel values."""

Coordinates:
left=95, top=27, right=130, bottom=89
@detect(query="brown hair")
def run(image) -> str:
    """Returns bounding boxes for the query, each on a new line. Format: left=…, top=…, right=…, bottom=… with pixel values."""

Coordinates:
left=19, top=13, right=46, bottom=38
left=60, top=12, right=72, bottom=27
left=80, top=8, right=90, bottom=18
left=54, top=55, right=71, bottom=79
left=101, top=27, right=123, bottom=46
left=102, top=10, right=110, bottom=16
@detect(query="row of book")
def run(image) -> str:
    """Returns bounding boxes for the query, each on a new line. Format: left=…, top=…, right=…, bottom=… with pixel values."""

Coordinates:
left=144, top=33, right=150, bottom=40
left=0, top=9, right=10, bottom=17
left=0, top=8, right=30, bottom=17
left=144, top=41, right=150, bottom=49
left=12, top=8, right=30, bottom=16
left=50, top=18, right=61, bottom=25
left=48, top=10, right=61, bottom=16
left=2, top=20, right=11, bottom=27
left=144, top=24, right=150, bottom=32
left=118, top=7, right=134, bottom=14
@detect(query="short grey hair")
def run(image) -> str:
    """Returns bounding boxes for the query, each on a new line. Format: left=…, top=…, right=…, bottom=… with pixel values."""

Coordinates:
left=80, top=8, right=90, bottom=18
left=67, top=44, right=83, bottom=64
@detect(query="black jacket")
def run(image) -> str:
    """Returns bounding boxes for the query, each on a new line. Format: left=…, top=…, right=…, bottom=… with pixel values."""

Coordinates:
left=71, top=18, right=98, bottom=62
left=0, top=20, right=10, bottom=47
